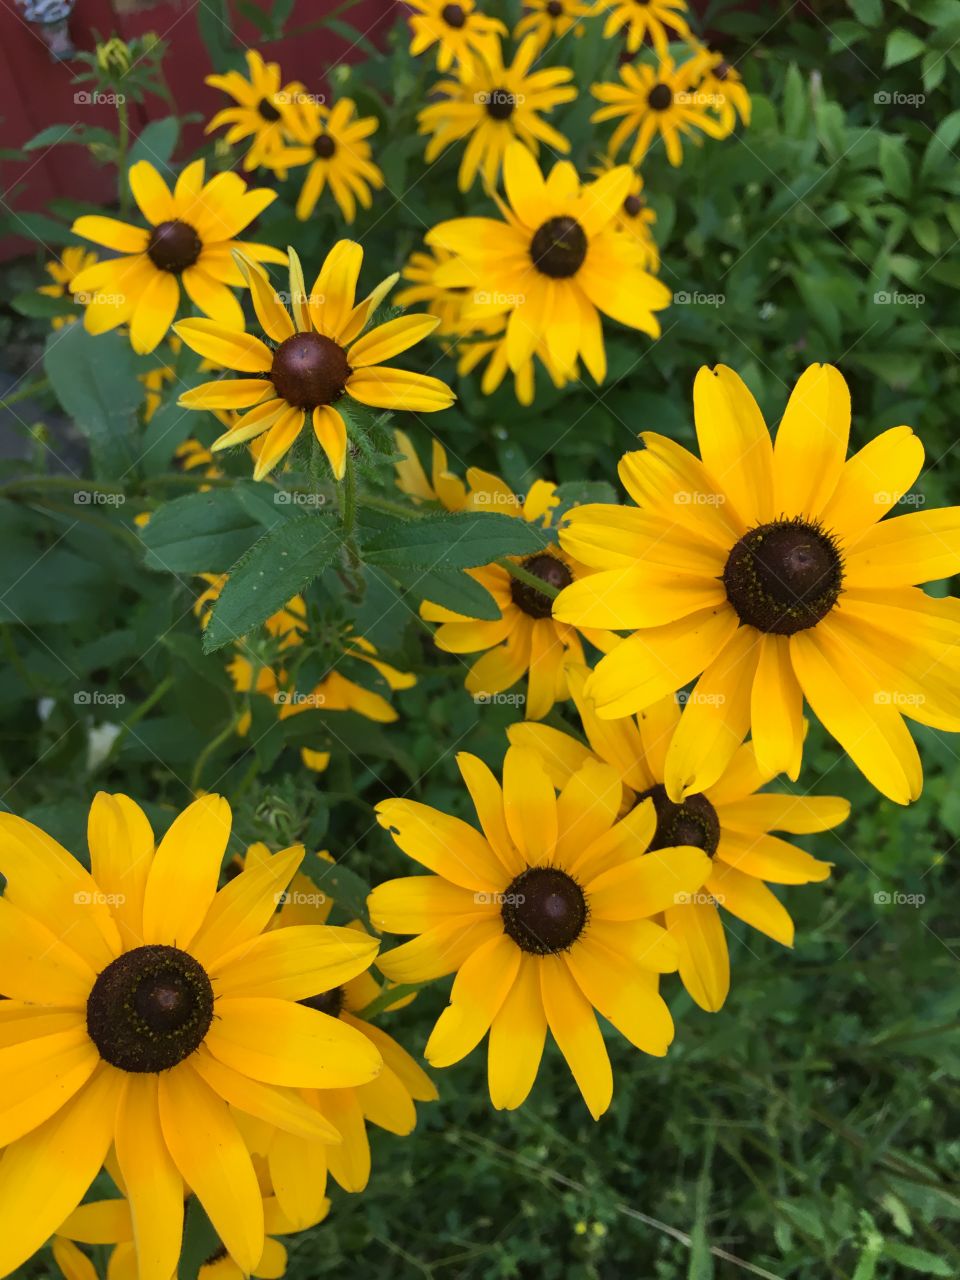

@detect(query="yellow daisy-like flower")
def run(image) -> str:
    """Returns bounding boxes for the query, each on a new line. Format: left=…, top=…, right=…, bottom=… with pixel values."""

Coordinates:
left=239, top=845, right=438, bottom=1197
left=370, top=746, right=713, bottom=1118
left=593, top=0, right=691, bottom=55
left=554, top=362, right=960, bottom=805
left=593, top=157, right=659, bottom=272
left=591, top=55, right=731, bottom=167
left=205, top=50, right=304, bottom=171
left=407, top=0, right=507, bottom=73
left=0, top=794, right=382, bottom=1279
left=174, top=243, right=455, bottom=481
left=456, top=319, right=576, bottom=406
left=684, top=45, right=752, bottom=131
left=417, top=34, right=576, bottom=193
left=69, top=159, right=286, bottom=354
left=419, top=474, right=612, bottom=719
left=37, top=246, right=98, bottom=329
left=515, top=0, right=590, bottom=53
left=395, top=244, right=466, bottom=339
left=394, top=429, right=471, bottom=509
left=261, top=97, right=385, bottom=224
left=510, top=665, right=847, bottom=1011
left=428, top=141, right=671, bottom=384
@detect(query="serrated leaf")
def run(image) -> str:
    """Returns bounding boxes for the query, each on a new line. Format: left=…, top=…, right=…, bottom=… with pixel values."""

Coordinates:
left=387, top=565, right=501, bottom=620
left=363, top=512, right=551, bottom=570
left=883, top=1242, right=952, bottom=1275
left=141, top=490, right=261, bottom=574
left=203, top=514, right=340, bottom=651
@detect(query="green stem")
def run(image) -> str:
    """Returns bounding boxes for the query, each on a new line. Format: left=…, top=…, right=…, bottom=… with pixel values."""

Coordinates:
left=357, top=982, right=426, bottom=1022
left=497, top=557, right=559, bottom=600
left=0, top=378, right=49, bottom=411
left=117, top=97, right=130, bottom=216
left=358, top=492, right=423, bottom=521
left=339, top=452, right=358, bottom=538
left=99, top=675, right=173, bottom=770
left=190, top=712, right=241, bottom=793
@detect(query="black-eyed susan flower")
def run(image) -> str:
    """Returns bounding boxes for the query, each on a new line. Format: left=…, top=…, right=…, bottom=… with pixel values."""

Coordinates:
left=239, top=844, right=437, bottom=1197
left=70, top=159, right=285, bottom=354
left=205, top=50, right=304, bottom=171
left=554, top=363, right=960, bottom=805
left=262, top=98, right=385, bottom=224
left=174, top=242, right=455, bottom=481
left=370, top=747, right=712, bottom=1118
left=455, top=319, right=576, bottom=406
left=685, top=45, right=752, bottom=131
left=510, top=665, right=847, bottom=1011
left=418, top=472, right=613, bottom=719
left=395, top=244, right=467, bottom=339
left=591, top=55, right=731, bottom=167
left=428, top=141, right=670, bottom=384
left=417, top=34, right=576, bottom=193
left=394, top=429, right=472, bottom=508
left=37, top=246, right=98, bottom=329
left=514, top=0, right=589, bottom=53
left=407, top=0, right=507, bottom=73
left=594, top=158, right=660, bottom=272
left=593, top=0, right=691, bottom=56
left=0, top=794, right=382, bottom=1279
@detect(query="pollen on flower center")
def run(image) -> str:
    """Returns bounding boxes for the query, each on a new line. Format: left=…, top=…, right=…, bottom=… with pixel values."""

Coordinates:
left=530, top=216, right=588, bottom=279
left=270, top=332, right=352, bottom=409
left=258, top=97, right=282, bottom=122
left=637, top=783, right=720, bottom=857
left=300, top=987, right=345, bottom=1018
left=147, top=220, right=203, bottom=274
left=442, top=3, right=466, bottom=27
left=510, top=553, right=573, bottom=618
left=485, top=87, right=517, bottom=121
left=722, top=517, right=844, bottom=635
left=647, top=83, right=673, bottom=112
left=315, top=134, right=337, bottom=159
left=501, top=867, right=587, bottom=954
left=86, top=944, right=214, bottom=1073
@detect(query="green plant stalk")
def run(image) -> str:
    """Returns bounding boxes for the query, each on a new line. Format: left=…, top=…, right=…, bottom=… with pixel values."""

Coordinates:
left=497, top=557, right=559, bottom=599
left=335, top=451, right=365, bottom=599
left=99, top=675, right=174, bottom=770
left=117, top=96, right=130, bottom=217
left=0, top=379, right=50, bottom=411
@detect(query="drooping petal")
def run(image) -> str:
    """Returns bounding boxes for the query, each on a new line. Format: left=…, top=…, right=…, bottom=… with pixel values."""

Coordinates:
left=114, top=1075, right=183, bottom=1280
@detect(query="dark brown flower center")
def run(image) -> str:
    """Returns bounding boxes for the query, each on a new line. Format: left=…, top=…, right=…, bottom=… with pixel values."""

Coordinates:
left=510, top=553, right=572, bottom=618
left=648, top=83, right=673, bottom=112
left=300, top=987, right=345, bottom=1018
left=86, top=944, right=214, bottom=1073
left=530, top=216, right=587, bottom=278
left=147, top=220, right=202, bottom=274
left=485, top=87, right=517, bottom=121
left=547, top=0, right=563, bottom=14
left=715, top=61, right=730, bottom=81
left=258, top=97, right=282, bottom=122
left=637, top=784, right=720, bottom=857
left=623, top=193, right=645, bottom=217
left=314, top=134, right=337, bottom=159
left=502, top=867, right=587, bottom=954
left=722, top=518, right=844, bottom=635
left=442, top=3, right=466, bottom=27
left=270, top=332, right=351, bottom=409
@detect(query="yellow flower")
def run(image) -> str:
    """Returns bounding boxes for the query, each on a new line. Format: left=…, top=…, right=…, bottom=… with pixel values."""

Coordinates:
left=510, top=666, right=847, bottom=1011
left=205, top=50, right=304, bottom=171
left=456, top=320, right=576, bottom=406
left=395, top=244, right=467, bottom=339
left=592, top=157, right=659, bottom=271
left=0, top=795, right=381, bottom=1279
left=417, top=34, right=576, bottom=193
left=514, top=0, right=590, bottom=52
left=591, top=55, right=732, bottom=167
left=261, top=97, right=385, bottom=224
left=370, top=746, right=712, bottom=1118
left=428, top=141, right=671, bottom=385
left=37, top=246, right=98, bottom=329
left=174, top=242, right=455, bottom=481
left=394, top=429, right=471, bottom=509
left=70, top=159, right=286, bottom=354
left=684, top=44, right=752, bottom=131
left=418, top=472, right=613, bottom=719
left=592, top=0, right=691, bottom=55
left=407, top=0, right=507, bottom=73
left=554, top=362, right=960, bottom=805
left=174, top=437, right=223, bottom=485
left=237, top=845, right=438, bottom=1196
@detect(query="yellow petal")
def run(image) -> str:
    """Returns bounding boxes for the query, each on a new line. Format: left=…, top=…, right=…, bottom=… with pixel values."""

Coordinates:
left=487, top=954, right=547, bottom=1110
left=71, top=216, right=148, bottom=254
left=347, top=314, right=440, bottom=368
left=773, top=363, right=850, bottom=519
left=114, top=1075, right=183, bottom=1280
left=664, top=901, right=730, bottom=1012
left=141, top=794, right=232, bottom=949
left=425, top=933, right=521, bottom=1067
left=539, top=955, right=612, bottom=1120
left=312, top=405, right=347, bottom=480
left=129, top=161, right=175, bottom=224
left=174, top=318, right=273, bottom=373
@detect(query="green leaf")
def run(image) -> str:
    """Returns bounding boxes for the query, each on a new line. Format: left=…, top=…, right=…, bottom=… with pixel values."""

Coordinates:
left=884, top=29, right=926, bottom=66
left=23, top=123, right=114, bottom=152
left=10, top=211, right=77, bottom=246
left=128, top=117, right=179, bottom=170
left=783, top=64, right=808, bottom=138
left=883, top=1242, right=953, bottom=1275
left=299, top=850, right=372, bottom=924
left=386, top=565, right=502, bottom=621
left=11, top=291, right=74, bottom=319
left=921, top=110, right=960, bottom=181
left=912, top=215, right=941, bottom=254
left=848, top=0, right=883, bottom=23
left=43, top=326, right=142, bottom=480
left=878, top=135, right=911, bottom=199
left=141, top=490, right=262, bottom=574
left=203, top=514, right=340, bottom=652
left=363, top=512, right=551, bottom=570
